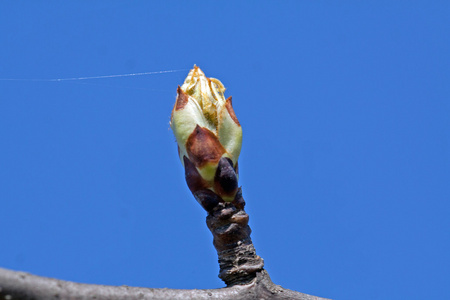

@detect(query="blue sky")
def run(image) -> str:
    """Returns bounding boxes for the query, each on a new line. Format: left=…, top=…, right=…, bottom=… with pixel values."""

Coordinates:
left=1, top=2, right=449, bottom=300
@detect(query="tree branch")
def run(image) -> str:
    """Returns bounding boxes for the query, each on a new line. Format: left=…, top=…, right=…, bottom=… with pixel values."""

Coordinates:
left=0, top=267, right=329, bottom=300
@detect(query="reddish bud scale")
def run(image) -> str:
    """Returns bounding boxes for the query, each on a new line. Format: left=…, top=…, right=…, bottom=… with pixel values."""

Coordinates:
left=186, top=125, right=225, bottom=169
left=214, top=157, right=238, bottom=198
left=225, top=97, right=240, bottom=126
left=183, top=156, right=209, bottom=193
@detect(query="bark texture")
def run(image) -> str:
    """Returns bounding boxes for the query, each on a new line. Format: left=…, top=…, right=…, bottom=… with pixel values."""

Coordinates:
left=0, top=267, right=329, bottom=300
left=206, top=194, right=264, bottom=286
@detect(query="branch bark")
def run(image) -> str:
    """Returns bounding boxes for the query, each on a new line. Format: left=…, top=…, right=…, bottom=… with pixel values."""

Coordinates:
left=0, top=267, right=329, bottom=300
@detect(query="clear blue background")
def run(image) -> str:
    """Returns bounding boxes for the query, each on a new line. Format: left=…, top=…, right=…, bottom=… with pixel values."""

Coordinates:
left=1, top=2, right=449, bottom=300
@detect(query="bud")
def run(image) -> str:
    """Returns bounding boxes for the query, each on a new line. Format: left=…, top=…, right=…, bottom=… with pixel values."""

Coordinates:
left=170, top=66, right=242, bottom=202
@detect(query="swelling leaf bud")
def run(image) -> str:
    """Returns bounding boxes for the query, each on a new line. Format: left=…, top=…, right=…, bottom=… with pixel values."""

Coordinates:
left=171, top=66, right=242, bottom=202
